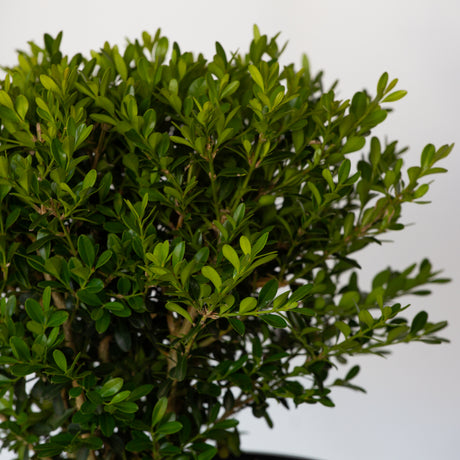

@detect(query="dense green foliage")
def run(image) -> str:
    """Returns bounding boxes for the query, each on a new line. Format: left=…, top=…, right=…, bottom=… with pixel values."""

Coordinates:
left=0, top=27, right=452, bottom=459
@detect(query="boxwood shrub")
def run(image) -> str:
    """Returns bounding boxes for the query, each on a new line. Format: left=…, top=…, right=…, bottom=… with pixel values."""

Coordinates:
left=0, top=26, right=452, bottom=459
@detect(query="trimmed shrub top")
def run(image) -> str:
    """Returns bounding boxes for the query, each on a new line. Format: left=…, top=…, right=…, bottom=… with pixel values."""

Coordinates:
left=0, top=27, right=452, bottom=459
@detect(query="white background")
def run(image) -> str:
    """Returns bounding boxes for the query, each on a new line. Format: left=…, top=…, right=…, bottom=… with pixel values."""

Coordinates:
left=1, top=1, right=459, bottom=459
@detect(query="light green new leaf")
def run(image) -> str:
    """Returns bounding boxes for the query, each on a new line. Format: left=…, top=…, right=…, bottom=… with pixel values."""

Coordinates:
left=100, top=377, right=124, bottom=398
left=113, top=51, right=128, bottom=81
left=239, top=296, right=257, bottom=314
left=82, top=169, right=97, bottom=190
left=53, top=349, right=67, bottom=372
left=165, top=302, right=193, bottom=324
left=222, top=244, right=240, bottom=271
left=239, top=235, right=251, bottom=255
left=248, top=65, right=265, bottom=91
left=382, top=90, right=407, bottom=103
left=201, top=266, right=222, bottom=291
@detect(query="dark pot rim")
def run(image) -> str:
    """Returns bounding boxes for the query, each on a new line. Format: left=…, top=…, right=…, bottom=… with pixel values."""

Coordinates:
left=226, top=452, right=318, bottom=460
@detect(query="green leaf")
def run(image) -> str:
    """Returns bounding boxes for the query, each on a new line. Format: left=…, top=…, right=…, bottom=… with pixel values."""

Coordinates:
left=47, top=310, right=69, bottom=327
left=40, top=74, right=60, bottom=94
left=151, top=397, right=168, bottom=427
left=197, top=446, right=218, bottom=460
left=109, top=390, right=131, bottom=404
left=82, top=169, right=97, bottom=189
left=172, top=241, right=185, bottom=267
left=222, top=244, right=240, bottom=271
left=261, top=314, right=287, bottom=328
left=421, top=144, right=435, bottom=169
left=129, top=384, right=154, bottom=401
left=346, top=365, right=360, bottom=380
left=53, top=349, right=67, bottom=372
left=156, top=421, right=183, bottom=435
left=248, top=65, right=265, bottom=91
left=228, top=317, right=245, bottom=335
left=0, top=90, right=14, bottom=109
left=290, top=284, right=313, bottom=302
left=338, top=159, right=351, bottom=183
left=410, top=311, right=428, bottom=334
left=221, top=80, right=240, bottom=99
left=201, top=265, right=222, bottom=291
left=342, top=136, right=365, bottom=154
left=358, top=309, right=374, bottom=328
left=322, top=168, right=335, bottom=190
left=382, top=90, right=407, bottom=103
left=90, top=113, right=118, bottom=125
left=126, top=437, right=152, bottom=453
left=10, top=336, right=31, bottom=361
left=43, top=286, right=51, bottom=311
left=308, top=182, right=322, bottom=206
left=15, top=94, right=29, bottom=120
left=350, top=91, right=367, bottom=119
left=10, top=364, right=41, bottom=377
left=252, top=232, right=269, bottom=255
left=99, top=413, right=116, bottom=437
left=51, top=138, right=66, bottom=167
left=258, top=279, right=278, bottom=308
left=233, top=203, right=245, bottom=225
left=239, top=235, right=251, bottom=255
left=104, top=301, right=125, bottom=312
left=100, top=377, right=124, bottom=398
left=295, top=307, right=316, bottom=316
left=335, top=320, right=351, bottom=338
left=113, top=401, right=138, bottom=413
left=78, top=235, right=96, bottom=267
left=377, top=72, right=388, bottom=96
left=69, top=387, right=82, bottom=398
left=96, top=250, right=113, bottom=269
left=170, top=353, right=187, bottom=382
left=25, top=298, right=45, bottom=324
left=165, top=302, right=193, bottom=323
left=239, top=297, right=257, bottom=314
left=114, top=51, right=128, bottom=81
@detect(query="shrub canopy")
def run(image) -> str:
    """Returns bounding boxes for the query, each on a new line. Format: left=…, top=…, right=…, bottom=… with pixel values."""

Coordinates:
left=0, top=27, right=452, bottom=459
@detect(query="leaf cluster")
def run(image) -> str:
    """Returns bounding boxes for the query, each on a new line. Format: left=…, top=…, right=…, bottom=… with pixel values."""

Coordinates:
left=0, top=26, right=452, bottom=459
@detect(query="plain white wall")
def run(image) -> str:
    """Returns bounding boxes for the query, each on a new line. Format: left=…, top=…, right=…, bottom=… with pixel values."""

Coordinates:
left=1, top=1, right=459, bottom=459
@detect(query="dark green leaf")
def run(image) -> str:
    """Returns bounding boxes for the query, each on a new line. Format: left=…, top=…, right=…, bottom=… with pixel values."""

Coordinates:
left=261, top=314, right=287, bottom=328
left=151, top=397, right=168, bottom=427
left=10, top=336, right=31, bottom=361
left=99, top=413, right=115, bottom=437
left=114, top=401, right=138, bottom=413
left=290, top=284, right=313, bottom=302
left=228, top=318, right=245, bottom=335
left=25, top=298, right=45, bottom=324
left=47, top=310, right=69, bottom=327
left=411, top=311, right=428, bottom=334
left=156, top=421, right=183, bottom=435
left=78, top=235, right=96, bottom=267
left=258, top=279, right=278, bottom=308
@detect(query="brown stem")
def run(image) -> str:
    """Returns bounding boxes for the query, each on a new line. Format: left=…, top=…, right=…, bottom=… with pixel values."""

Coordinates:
left=214, top=394, right=255, bottom=424
left=98, top=335, right=112, bottom=363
